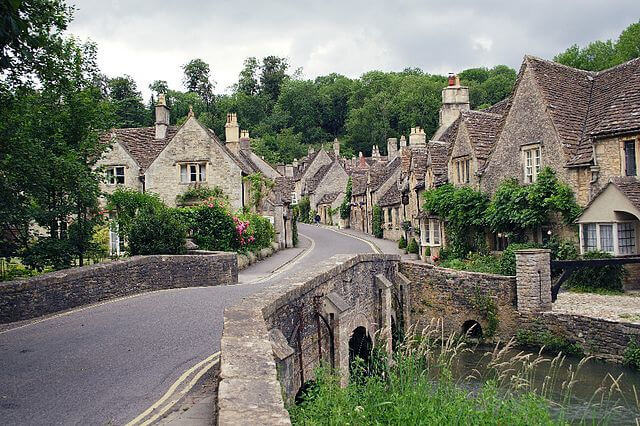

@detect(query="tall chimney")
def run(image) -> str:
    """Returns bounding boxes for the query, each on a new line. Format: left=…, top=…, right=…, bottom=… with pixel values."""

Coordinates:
left=439, top=74, right=469, bottom=128
left=225, top=113, right=240, bottom=153
left=333, top=138, right=340, bottom=157
left=409, top=127, right=426, bottom=147
left=292, top=158, right=299, bottom=168
left=239, top=130, right=250, bottom=151
left=399, top=135, right=407, bottom=148
left=155, top=94, right=170, bottom=139
left=387, top=137, right=398, bottom=161
left=285, top=164, right=294, bottom=177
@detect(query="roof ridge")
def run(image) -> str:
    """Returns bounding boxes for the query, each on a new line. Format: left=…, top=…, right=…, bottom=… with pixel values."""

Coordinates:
left=524, top=54, right=595, bottom=76
left=594, top=56, right=640, bottom=75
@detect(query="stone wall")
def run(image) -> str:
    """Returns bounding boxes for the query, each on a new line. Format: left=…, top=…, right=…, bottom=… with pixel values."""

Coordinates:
left=0, top=252, right=237, bottom=324
left=218, top=254, right=401, bottom=425
left=400, top=260, right=518, bottom=339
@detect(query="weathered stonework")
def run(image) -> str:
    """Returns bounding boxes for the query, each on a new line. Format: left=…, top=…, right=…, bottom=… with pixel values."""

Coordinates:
left=515, top=249, right=552, bottom=313
left=0, top=252, right=237, bottom=324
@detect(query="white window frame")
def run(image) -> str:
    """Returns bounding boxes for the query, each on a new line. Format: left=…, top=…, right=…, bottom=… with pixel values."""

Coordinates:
left=106, top=166, right=125, bottom=185
left=421, top=218, right=442, bottom=247
left=291, top=192, right=299, bottom=205
left=452, top=157, right=470, bottom=185
left=179, top=162, right=207, bottom=183
left=579, top=221, right=637, bottom=256
left=522, top=145, right=541, bottom=183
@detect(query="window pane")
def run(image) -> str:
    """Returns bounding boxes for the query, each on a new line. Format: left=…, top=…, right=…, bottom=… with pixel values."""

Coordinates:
left=583, top=224, right=596, bottom=251
left=199, top=164, right=206, bottom=181
left=425, top=220, right=430, bottom=243
left=115, top=167, right=125, bottom=184
left=190, top=164, right=197, bottom=182
left=465, top=159, right=470, bottom=183
left=618, top=222, right=636, bottom=255
left=625, top=141, right=637, bottom=176
left=106, top=168, right=114, bottom=185
left=600, top=224, right=613, bottom=252
left=433, top=220, right=441, bottom=245
left=180, top=165, right=188, bottom=182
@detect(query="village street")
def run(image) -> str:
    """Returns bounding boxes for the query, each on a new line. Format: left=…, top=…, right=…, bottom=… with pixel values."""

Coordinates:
left=0, top=224, right=373, bottom=426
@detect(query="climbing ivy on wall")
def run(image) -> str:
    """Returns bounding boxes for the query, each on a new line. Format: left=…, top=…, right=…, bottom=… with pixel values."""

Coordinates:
left=471, top=291, right=498, bottom=338
left=372, top=205, right=383, bottom=238
left=339, top=177, right=352, bottom=220
left=243, top=173, right=274, bottom=212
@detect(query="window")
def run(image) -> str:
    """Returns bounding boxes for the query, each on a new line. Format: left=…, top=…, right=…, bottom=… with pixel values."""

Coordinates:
left=523, top=146, right=541, bottom=183
left=618, top=222, right=636, bottom=255
left=433, top=220, right=441, bottom=245
left=106, top=166, right=125, bottom=185
left=625, top=140, right=636, bottom=176
left=599, top=224, right=614, bottom=253
left=291, top=192, right=298, bottom=205
left=180, top=163, right=206, bottom=183
left=424, top=219, right=430, bottom=244
left=453, top=158, right=470, bottom=184
left=582, top=224, right=597, bottom=252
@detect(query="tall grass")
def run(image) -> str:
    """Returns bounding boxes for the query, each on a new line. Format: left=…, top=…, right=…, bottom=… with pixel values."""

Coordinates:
left=289, top=322, right=639, bottom=425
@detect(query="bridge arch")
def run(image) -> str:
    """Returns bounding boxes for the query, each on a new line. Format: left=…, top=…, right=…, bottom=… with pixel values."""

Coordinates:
left=461, top=319, right=483, bottom=338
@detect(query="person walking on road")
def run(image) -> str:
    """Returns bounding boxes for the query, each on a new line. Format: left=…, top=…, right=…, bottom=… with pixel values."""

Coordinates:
left=314, top=213, right=321, bottom=226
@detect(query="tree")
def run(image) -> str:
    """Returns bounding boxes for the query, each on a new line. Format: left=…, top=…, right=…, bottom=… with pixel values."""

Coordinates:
left=260, top=55, right=289, bottom=104
left=182, top=58, right=215, bottom=110
left=251, top=128, right=306, bottom=164
left=149, top=79, right=169, bottom=95
left=108, top=75, right=148, bottom=127
left=616, top=21, right=640, bottom=62
left=237, top=56, right=260, bottom=96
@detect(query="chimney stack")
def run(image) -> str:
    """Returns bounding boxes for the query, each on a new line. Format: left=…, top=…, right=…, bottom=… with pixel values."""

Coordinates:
left=333, top=138, right=340, bottom=157
left=371, top=145, right=381, bottom=160
left=155, top=94, right=170, bottom=139
left=399, top=135, right=407, bottom=148
left=225, top=113, right=240, bottom=153
left=308, top=146, right=315, bottom=155
left=387, top=137, right=398, bottom=161
left=409, top=127, right=426, bottom=147
left=292, top=158, right=299, bottom=168
left=239, top=130, right=250, bottom=151
left=285, top=164, right=294, bottom=177
left=439, top=74, right=469, bottom=128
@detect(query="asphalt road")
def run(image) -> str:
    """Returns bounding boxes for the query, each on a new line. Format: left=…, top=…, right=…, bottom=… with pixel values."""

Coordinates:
left=0, top=224, right=372, bottom=425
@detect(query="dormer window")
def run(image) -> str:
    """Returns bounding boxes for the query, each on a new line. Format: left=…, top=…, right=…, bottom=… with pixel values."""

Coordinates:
left=106, top=166, right=125, bottom=185
left=453, top=157, right=470, bottom=184
left=523, top=145, right=541, bottom=183
left=180, top=163, right=206, bottom=183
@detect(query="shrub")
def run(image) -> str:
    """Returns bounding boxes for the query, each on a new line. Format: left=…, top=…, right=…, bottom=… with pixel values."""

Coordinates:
left=128, top=208, right=187, bottom=255
left=497, top=242, right=540, bottom=276
left=106, top=188, right=165, bottom=240
left=438, top=254, right=501, bottom=275
left=398, top=236, right=407, bottom=249
left=339, top=178, right=352, bottom=220
left=296, top=196, right=311, bottom=224
left=545, top=236, right=579, bottom=261
left=565, top=250, right=625, bottom=293
left=235, top=212, right=275, bottom=251
left=292, top=212, right=299, bottom=247
left=407, top=238, right=419, bottom=254
left=180, top=203, right=238, bottom=252
left=515, top=328, right=583, bottom=357
left=624, top=339, right=640, bottom=369
left=372, top=205, right=383, bottom=238
left=424, top=246, right=431, bottom=257
left=176, top=186, right=226, bottom=205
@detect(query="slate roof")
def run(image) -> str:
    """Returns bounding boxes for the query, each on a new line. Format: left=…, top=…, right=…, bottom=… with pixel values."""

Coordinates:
left=102, top=126, right=180, bottom=171
left=273, top=176, right=294, bottom=205
left=370, top=156, right=401, bottom=192
left=305, top=163, right=333, bottom=193
left=427, top=141, right=450, bottom=186
left=410, top=147, right=428, bottom=185
left=317, top=191, right=342, bottom=205
left=378, top=183, right=401, bottom=207
left=436, top=116, right=461, bottom=144
left=351, top=172, right=368, bottom=196
left=460, top=110, right=503, bottom=167
left=525, top=56, right=640, bottom=166
left=484, top=97, right=510, bottom=115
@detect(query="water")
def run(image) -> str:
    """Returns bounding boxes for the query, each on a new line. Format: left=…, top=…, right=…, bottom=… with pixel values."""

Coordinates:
left=451, top=345, right=640, bottom=425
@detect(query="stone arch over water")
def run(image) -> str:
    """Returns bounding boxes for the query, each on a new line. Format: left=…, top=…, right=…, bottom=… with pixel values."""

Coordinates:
left=462, top=319, right=483, bottom=338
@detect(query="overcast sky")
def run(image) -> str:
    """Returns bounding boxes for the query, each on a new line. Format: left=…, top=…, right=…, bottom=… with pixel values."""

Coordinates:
left=68, top=1, right=640, bottom=99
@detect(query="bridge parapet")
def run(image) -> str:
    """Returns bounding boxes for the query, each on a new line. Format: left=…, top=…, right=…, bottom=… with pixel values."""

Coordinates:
left=515, top=249, right=552, bottom=313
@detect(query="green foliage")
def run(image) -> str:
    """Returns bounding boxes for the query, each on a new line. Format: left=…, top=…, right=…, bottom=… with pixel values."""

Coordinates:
left=128, top=208, right=187, bottom=255
left=554, top=21, right=640, bottom=71
left=423, top=184, right=489, bottom=258
left=179, top=203, right=238, bottom=252
left=545, top=236, right=579, bottom=261
left=407, top=237, right=419, bottom=254
left=624, top=339, right=640, bottom=370
left=471, top=292, right=499, bottom=337
left=251, top=128, right=307, bottom=164
left=182, top=58, right=215, bottom=110
left=440, top=253, right=502, bottom=275
left=485, top=168, right=582, bottom=240
left=565, top=250, right=625, bottom=294
left=175, top=186, right=226, bottom=205
left=108, top=75, right=149, bottom=127
left=243, top=173, right=274, bottom=212
left=515, top=328, right=583, bottom=357
left=292, top=211, right=298, bottom=247
left=497, top=243, right=541, bottom=276
left=235, top=212, right=275, bottom=252
left=372, top=205, right=383, bottom=238
left=424, top=245, right=431, bottom=257
left=459, top=65, right=518, bottom=108
left=398, top=236, right=407, bottom=249
left=294, top=196, right=311, bottom=224
left=0, top=258, right=53, bottom=281
left=106, top=188, right=165, bottom=240
left=339, top=178, right=352, bottom=220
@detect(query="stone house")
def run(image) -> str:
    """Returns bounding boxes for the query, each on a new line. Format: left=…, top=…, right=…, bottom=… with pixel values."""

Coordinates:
left=96, top=97, right=293, bottom=249
left=349, top=171, right=369, bottom=233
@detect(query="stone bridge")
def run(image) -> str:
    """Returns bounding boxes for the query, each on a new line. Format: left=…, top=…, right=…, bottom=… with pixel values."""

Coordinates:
left=218, top=248, right=640, bottom=424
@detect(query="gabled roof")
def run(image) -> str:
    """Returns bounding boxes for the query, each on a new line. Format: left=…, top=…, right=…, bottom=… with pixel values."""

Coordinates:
left=410, top=147, right=428, bottom=184
left=351, top=172, right=368, bottom=196
left=609, top=177, right=640, bottom=211
left=101, top=126, right=180, bottom=171
left=524, top=55, right=640, bottom=167
left=317, top=192, right=342, bottom=205
left=305, top=162, right=333, bottom=193
left=273, top=176, right=294, bottom=205
left=378, top=183, right=401, bottom=207
left=370, top=156, right=401, bottom=192
left=460, top=110, right=503, bottom=166
left=427, top=141, right=450, bottom=186
left=483, top=97, right=511, bottom=115
left=202, top=127, right=254, bottom=174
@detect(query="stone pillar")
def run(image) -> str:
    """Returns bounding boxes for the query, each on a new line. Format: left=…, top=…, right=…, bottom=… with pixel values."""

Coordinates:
left=515, top=249, right=552, bottom=313
left=375, top=274, right=393, bottom=355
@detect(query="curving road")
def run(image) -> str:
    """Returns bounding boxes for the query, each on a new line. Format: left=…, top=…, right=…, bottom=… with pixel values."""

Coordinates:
left=0, top=224, right=372, bottom=425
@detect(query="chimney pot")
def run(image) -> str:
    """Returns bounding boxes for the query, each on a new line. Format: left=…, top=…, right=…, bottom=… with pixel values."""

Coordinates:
left=155, top=94, right=170, bottom=139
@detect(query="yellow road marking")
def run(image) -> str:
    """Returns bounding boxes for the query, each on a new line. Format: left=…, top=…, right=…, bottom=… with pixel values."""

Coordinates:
left=139, top=357, right=220, bottom=425
left=126, top=351, right=220, bottom=426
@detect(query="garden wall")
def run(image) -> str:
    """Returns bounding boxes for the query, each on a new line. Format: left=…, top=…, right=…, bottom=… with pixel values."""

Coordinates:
left=0, top=252, right=237, bottom=324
